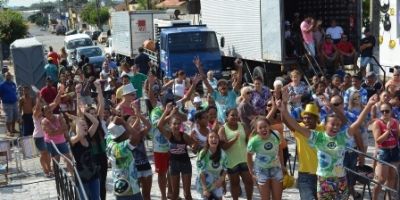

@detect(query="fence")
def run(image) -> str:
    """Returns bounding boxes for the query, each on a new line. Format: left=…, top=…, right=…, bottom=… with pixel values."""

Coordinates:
left=50, top=141, right=88, bottom=200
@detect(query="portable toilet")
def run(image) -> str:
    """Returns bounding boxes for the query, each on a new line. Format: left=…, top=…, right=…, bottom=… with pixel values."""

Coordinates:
left=10, top=37, right=46, bottom=89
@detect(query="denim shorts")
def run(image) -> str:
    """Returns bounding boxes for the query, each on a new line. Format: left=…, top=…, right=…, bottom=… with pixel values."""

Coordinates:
left=254, top=166, right=283, bottom=184
left=116, top=193, right=143, bottom=200
left=297, top=172, right=317, bottom=200
left=136, top=169, right=152, bottom=178
left=169, top=160, right=192, bottom=176
left=34, top=137, right=47, bottom=152
left=46, top=141, right=70, bottom=157
left=377, top=147, right=400, bottom=163
left=227, top=162, right=249, bottom=175
left=3, top=103, right=18, bottom=123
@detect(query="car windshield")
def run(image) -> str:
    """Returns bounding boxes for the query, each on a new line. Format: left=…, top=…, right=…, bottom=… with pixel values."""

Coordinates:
left=78, top=47, right=102, bottom=57
left=66, top=38, right=93, bottom=50
left=168, top=32, right=219, bottom=53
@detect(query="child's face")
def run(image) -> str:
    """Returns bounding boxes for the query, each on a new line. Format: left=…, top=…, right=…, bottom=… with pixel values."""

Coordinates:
left=257, top=120, right=270, bottom=139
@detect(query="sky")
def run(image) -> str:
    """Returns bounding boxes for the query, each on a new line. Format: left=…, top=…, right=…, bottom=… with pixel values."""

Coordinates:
left=7, top=0, right=56, bottom=7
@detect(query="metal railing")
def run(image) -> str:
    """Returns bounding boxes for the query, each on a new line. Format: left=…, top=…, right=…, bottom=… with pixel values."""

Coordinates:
left=344, top=146, right=399, bottom=200
left=370, top=56, right=386, bottom=85
left=50, top=141, right=88, bottom=200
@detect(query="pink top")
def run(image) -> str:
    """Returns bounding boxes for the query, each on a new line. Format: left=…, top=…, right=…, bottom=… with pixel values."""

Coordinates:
left=43, top=115, right=66, bottom=144
left=301, top=21, right=314, bottom=44
left=376, top=118, right=399, bottom=149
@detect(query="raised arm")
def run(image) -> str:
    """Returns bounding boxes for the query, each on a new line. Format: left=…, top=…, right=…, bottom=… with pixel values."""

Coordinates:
left=157, top=103, right=174, bottom=139
left=94, top=80, right=105, bottom=118
left=194, top=56, right=213, bottom=93
left=232, top=59, right=243, bottom=92
left=178, top=74, right=202, bottom=103
left=278, top=100, right=311, bottom=138
left=83, top=112, right=99, bottom=137
left=348, top=94, right=378, bottom=136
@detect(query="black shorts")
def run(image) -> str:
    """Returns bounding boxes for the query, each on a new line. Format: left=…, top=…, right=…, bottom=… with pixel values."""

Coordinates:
left=169, top=160, right=192, bottom=176
left=227, top=162, right=249, bottom=175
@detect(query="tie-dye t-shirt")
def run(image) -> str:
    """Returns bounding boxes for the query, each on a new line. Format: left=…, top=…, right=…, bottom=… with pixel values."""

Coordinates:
left=308, top=130, right=351, bottom=178
left=247, top=132, right=281, bottom=169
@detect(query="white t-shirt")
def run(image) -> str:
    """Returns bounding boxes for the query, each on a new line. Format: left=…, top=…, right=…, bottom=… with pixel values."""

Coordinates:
left=326, top=26, right=343, bottom=39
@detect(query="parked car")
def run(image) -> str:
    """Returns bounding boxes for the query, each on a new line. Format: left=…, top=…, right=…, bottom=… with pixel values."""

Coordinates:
left=97, top=32, right=108, bottom=43
left=65, top=29, right=78, bottom=36
left=64, top=34, right=94, bottom=65
left=74, top=46, right=105, bottom=72
left=91, top=31, right=101, bottom=40
left=56, top=24, right=66, bottom=35
left=83, top=30, right=92, bottom=37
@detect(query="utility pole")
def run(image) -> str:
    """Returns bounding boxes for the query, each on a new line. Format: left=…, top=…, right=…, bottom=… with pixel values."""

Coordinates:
left=95, top=0, right=101, bottom=30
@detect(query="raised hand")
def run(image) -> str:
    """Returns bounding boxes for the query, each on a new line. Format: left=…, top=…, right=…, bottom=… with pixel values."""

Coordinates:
left=165, top=102, right=174, bottom=113
left=367, top=94, right=379, bottom=106
left=281, top=87, right=290, bottom=103
left=234, top=58, right=243, bottom=68
left=193, top=56, right=202, bottom=68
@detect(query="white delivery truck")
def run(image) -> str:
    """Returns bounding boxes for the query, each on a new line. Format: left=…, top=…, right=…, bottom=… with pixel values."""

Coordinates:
left=200, top=0, right=362, bottom=85
left=110, top=10, right=170, bottom=63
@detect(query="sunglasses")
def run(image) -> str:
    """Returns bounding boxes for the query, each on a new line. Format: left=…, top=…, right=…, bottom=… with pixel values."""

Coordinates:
left=267, top=104, right=273, bottom=107
left=381, top=109, right=391, bottom=114
left=246, top=91, right=252, bottom=95
left=332, top=102, right=342, bottom=107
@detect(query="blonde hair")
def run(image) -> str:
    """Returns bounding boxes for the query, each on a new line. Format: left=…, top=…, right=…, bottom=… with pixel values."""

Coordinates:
left=290, top=69, right=302, bottom=77
left=236, top=86, right=252, bottom=104
left=348, top=91, right=362, bottom=110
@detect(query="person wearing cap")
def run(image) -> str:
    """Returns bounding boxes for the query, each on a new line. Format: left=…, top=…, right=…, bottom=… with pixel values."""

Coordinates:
left=116, top=83, right=138, bottom=117
left=0, top=72, right=19, bottom=135
left=320, top=34, right=339, bottom=74
left=343, top=74, right=368, bottom=108
left=116, top=75, right=132, bottom=103
left=106, top=116, right=142, bottom=200
left=361, top=71, right=383, bottom=99
left=195, top=57, right=243, bottom=123
left=44, top=57, right=59, bottom=85
left=336, top=34, right=357, bottom=67
left=47, top=46, right=60, bottom=66
left=280, top=90, right=378, bottom=200
left=360, top=28, right=376, bottom=76
left=40, top=77, right=60, bottom=113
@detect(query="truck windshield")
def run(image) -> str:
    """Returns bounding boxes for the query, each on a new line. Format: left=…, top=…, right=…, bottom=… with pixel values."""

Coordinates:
left=168, top=32, right=218, bottom=53
left=66, top=39, right=93, bottom=50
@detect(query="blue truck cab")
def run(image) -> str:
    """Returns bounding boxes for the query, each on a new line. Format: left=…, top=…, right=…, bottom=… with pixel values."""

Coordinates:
left=156, top=24, right=222, bottom=78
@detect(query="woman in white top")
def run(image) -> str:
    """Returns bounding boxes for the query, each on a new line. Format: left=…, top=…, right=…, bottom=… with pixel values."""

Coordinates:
left=191, top=110, right=211, bottom=153
left=33, top=91, right=61, bottom=177
left=163, top=70, right=189, bottom=99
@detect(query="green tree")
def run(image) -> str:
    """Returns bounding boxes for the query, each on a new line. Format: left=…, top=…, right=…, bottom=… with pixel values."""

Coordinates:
left=81, top=2, right=110, bottom=29
left=0, top=10, right=28, bottom=45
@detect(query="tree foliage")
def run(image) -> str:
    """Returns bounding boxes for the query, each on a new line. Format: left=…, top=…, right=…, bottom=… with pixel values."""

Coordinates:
left=81, top=2, right=110, bottom=28
left=0, top=10, right=28, bottom=45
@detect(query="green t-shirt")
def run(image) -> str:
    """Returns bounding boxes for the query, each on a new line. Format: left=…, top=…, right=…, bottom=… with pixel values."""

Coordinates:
left=130, top=73, right=147, bottom=98
left=223, top=123, right=247, bottom=169
left=308, top=130, right=351, bottom=178
left=105, top=134, right=140, bottom=196
left=247, top=132, right=281, bottom=169
left=150, top=106, right=170, bottom=153
left=196, top=149, right=228, bottom=191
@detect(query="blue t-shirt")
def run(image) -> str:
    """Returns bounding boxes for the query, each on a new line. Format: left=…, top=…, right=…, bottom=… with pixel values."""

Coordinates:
left=0, top=81, right=17, bottom=104
left=211, top=90, right=238, bottom=123
left=45, top=64, right=58, bottom=83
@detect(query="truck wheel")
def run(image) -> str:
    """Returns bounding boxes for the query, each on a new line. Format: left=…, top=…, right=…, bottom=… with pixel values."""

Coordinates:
left=253, top=66, right=265, bottom=82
